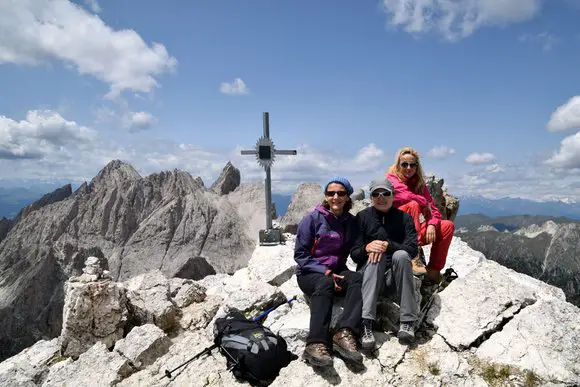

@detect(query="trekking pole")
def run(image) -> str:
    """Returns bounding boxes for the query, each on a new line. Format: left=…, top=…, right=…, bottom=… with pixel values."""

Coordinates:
left=415, top=268, right=458, bottom=329
left=251, top=295, right=297, bottom=322
left=163, top=344, right=218, bottom=379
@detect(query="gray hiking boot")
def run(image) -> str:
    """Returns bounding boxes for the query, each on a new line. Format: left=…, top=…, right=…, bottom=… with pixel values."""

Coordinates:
left=303, top=343, right=333, bottom=367
left=398, top=322, right=416, bottom=343
left=360, top=319, right=376, bottom=349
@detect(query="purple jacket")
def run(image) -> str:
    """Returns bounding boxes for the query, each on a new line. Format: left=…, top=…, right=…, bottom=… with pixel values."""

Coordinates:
left=294, top=204, right=358, bottom=276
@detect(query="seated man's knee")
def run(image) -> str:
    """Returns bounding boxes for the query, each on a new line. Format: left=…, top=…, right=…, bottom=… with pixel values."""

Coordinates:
left=345, top=270, right=363, bottom=285
left=392, top=250, right=411, bottom=264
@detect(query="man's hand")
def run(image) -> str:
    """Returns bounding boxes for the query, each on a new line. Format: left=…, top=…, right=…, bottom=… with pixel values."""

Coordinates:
left=332, top=273, right=344, bottom=292
left=365, top=240, right=388, bottom=254
left=426, top=225, right=437, bottom=244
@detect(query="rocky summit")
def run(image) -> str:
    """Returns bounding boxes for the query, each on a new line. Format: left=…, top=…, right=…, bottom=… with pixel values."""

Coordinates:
left=1, top=235, right=579, bottom=386
left=0, top=161, right=265, bottom=361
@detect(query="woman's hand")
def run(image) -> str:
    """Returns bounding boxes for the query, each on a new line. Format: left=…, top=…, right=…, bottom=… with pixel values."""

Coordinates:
left=332, top=273, right=344, bottom=292
left=426, top=225, right=437, bottom=244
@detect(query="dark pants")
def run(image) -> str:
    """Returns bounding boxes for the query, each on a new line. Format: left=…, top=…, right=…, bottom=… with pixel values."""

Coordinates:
left=297, top=270, right=363, bottom=345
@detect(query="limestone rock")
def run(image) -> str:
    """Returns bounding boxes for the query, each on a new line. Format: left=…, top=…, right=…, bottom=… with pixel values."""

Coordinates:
left=125, top=271, right=178, bottom=331
left=172, top=280, right=206, bottom=308
left=0, top=339, right=59, bottom=387
left=180, top=295, right=223, bottom=331
left=246, top=238, right=296, bottom=286
left=425, top=175, right=459, bottom=221
left=59, top=277, right=128, bottom=358
left=42, top=342, right=133, bottom=386
left=279, top=183, right=322, bottom=234
left=476, top=299, right=580, bottom=384
left=350, top=188, right=365, bottom=201
left=114, top=324, right=172, bottom=370
left=210, top=161, right=241, bottom=195
left=225, top=181, right=273, bottom=242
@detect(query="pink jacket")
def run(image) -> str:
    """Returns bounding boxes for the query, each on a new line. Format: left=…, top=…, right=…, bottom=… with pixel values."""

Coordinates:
left=386, top=172, right=441, bottom=227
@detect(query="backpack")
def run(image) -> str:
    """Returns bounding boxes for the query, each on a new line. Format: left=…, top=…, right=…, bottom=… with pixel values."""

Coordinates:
left=213, top=311, right=295, bottom=386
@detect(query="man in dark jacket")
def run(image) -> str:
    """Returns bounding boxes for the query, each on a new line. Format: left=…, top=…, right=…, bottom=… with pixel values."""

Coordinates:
left=350, top=179, right=419, bottom=347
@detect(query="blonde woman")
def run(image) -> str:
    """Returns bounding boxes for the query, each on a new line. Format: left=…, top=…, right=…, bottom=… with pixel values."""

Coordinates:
left=386, top=147, right=455, bottom=283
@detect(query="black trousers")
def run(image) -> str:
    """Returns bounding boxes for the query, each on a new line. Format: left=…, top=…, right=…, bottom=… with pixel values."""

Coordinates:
left=297, top=269, right=363, bottom=345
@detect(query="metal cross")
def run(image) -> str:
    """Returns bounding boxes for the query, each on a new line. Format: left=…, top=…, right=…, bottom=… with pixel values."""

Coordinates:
left=241, top=112, right=297, bottom=245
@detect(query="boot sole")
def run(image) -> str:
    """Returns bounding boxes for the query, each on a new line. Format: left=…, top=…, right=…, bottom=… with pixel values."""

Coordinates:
left=397, top=331, right=415, bottom=344
left=302, top=352, right=333, bottom=368
left=333, top=344, right=363, bottom=364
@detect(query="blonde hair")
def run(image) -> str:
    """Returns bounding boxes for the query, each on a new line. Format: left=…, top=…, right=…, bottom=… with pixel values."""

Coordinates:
left=387, top=146, right=426, bottom=194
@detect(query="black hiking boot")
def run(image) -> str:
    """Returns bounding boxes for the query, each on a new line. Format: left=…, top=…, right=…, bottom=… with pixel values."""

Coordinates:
left=303, top=343, right=333, bottom=367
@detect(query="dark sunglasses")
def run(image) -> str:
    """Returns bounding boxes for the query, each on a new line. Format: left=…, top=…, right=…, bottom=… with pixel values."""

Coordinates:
left=400, top=162, right=418, bottom=169
left=325, top=190, right=348, bottom=197
left=371, top=191, right=392, bottom=198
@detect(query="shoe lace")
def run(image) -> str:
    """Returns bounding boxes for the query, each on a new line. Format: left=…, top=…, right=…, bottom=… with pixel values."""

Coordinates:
left=313, top=343, right=330, bottom=357
left=400, top=322, right=413, bottom=332
left=362, top=322, right=373, bottom=340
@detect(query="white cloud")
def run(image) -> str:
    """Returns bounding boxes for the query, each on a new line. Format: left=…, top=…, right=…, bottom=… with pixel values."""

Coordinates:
left=546, top=96, right=580, bottom=132
left=545, top=131, right=580, bottom=168
left=220, top=78, right=250, bottom=95
left=84, top=0, right=101, bottom=13
left=465, top=152, right=496, bottom=165
left=382, top=0, right=542, bottom=40
left=519, top=32, right=558, bottom=51
left=122, top=111, right=158, bottom=132
left=427, top=145, right=456, bottom=158
left=0, top=0, right=177, bottom=98
left=0, top=110, right=97, bottom=160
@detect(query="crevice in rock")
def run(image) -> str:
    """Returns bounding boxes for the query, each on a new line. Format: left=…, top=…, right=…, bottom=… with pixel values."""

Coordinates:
left=443, top=299, right=537, bottom=352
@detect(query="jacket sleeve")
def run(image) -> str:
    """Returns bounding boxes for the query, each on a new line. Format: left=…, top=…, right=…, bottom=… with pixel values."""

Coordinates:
left=421, top=185, right=442, bottom=227
left=387, top=174, right=428, bottom=208
left=294, top=214, right=328, bottom=274
left=386, top=212, right=418, bottom=258
left=349, top=212, right=368, bottom=265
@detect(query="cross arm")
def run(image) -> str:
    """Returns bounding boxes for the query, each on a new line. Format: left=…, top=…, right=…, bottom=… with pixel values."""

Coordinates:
left=241, top=150, right=258, bottom=155
left=274, top=150, right=298, bottom=155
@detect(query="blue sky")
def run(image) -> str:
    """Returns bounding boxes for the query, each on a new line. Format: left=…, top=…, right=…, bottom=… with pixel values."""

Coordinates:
left=1, top=0, right=580, bottom=201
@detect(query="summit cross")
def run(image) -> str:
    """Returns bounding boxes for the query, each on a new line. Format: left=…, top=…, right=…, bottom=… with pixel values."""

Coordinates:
left=241, top=112, right=297, bottom=245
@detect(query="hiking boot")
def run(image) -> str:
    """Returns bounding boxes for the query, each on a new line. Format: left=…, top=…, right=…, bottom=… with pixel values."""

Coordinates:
left=302, top=343, right=333, bottom=367
left=412, top=247, right=427, bottom=275
left=412, top=256, right=427, bottom=275
left=360, top=319, right=376, bottom=349
left=426, top=268, right=441, bottom=284
left=332, top=328, right=363, bottom=364
left=398, top=322, right=416, bottom=343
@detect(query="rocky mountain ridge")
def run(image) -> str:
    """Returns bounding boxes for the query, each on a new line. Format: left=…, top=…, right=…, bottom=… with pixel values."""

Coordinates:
left=0, top=160, right=267, bottom=361
left=1, top=236, right=579, bottom=386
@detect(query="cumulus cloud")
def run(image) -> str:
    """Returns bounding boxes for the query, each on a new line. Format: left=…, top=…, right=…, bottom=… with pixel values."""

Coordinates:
left=0, top=110, right=97, bottom=160
left=220, top=78, right=249, bottom=95
left=427, top=145, right=456, bottom=158
left=465, top=152, right=496, bottom=165
left=546, top=96, right=580, bottom=132
left=84, top=0, right=101, bottom=13
left=382, top=0, right=542, bottom=40
left=545, top=131, right=580, bottom=169
left=122, top=111, right=158, bottom=131
left=0, top=0, right=177, bottom=98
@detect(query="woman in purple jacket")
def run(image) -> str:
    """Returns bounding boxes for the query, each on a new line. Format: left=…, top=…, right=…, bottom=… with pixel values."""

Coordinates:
left=294, top=176, right=363, bottom=368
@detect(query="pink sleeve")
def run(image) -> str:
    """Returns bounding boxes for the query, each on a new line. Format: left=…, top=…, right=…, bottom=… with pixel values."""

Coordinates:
left=422, top=185, right=442, bottom=226
left=387, top=174, right=427, bottom=208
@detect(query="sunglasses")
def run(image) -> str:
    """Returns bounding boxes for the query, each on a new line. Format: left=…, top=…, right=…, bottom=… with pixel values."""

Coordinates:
left=371, top=191, right=392, bottom=198
left=325, top=190, right=348, bottom=197
left=400, top=162, right=418, bottom=169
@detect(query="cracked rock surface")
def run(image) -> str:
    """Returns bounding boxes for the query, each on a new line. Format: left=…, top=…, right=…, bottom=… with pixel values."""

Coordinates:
left=1, top=235, right=579, bottom=386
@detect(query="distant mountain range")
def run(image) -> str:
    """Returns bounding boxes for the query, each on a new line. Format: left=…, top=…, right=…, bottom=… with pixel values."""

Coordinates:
left=458, top=195, right=580, bottom=219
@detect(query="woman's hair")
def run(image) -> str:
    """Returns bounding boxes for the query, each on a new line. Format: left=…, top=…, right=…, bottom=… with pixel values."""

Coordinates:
left=387, top=146, right=426, bottom=194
